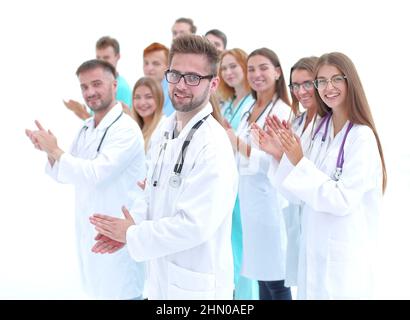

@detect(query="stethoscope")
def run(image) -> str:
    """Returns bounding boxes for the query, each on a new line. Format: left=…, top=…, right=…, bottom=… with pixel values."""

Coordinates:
left=152, top=114, right=209, bottom=188
left=240, top=96, right=279, bottom=124
left=312, top=112, right=354, bottom=181
left=74, top=112, right=123, bottom=155
left=296, top=112, right=306, bottom=127
left=223, top=93, right=252, bottom=123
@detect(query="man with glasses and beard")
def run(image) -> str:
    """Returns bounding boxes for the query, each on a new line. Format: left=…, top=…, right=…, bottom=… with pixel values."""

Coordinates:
left=90, top=35, right=238, bottom=300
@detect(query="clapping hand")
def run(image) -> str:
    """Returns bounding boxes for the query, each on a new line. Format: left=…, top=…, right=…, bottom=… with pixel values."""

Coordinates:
left=268, top=115, right=303, bottom=166
left=250, top=122, right=283, bottom=160
left=91, top=233, right=125, bottom=254
left=90, top=206, right=135, bottom=243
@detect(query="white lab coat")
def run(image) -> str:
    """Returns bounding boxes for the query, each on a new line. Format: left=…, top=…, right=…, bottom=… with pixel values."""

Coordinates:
left=46, top=103, right=146, bottom=299
left=236, top=98, right=290, bottom=281
left=276, top=112, right=322, bottom=287
left=126, top=104, right=238, bottom=300
left=145, top=115, right=167, bottom=157
left=273, top=119, right=382, bottom=299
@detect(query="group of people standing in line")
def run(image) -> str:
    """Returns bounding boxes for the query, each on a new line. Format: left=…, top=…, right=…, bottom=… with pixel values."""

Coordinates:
left=26, top=17, right=387, bottom=300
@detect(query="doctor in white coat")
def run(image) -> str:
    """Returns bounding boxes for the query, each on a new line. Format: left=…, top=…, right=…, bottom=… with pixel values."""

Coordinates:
left=271, top=52, right=387, bottom=299
left=253, top=56, right=320, bottom=288
left=26, top=59, right=146, bottom=299
left=90, top=35, right=238, bottom=300
left=226, top=48, right=291, bottom=300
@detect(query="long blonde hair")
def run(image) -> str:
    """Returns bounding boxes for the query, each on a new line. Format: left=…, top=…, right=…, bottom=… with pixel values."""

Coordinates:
left=131, top=77, right=164, bottom=151
left=314, top=52, right=387, bottom=193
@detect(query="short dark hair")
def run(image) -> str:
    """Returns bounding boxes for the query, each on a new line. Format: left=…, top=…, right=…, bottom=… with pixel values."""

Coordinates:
left=170, top=35, right=219, bottom=75
left=76, top=59, right=116, bottom=78
left=175, top=17, right=197, bottom=34
left=96, top=36, right=120, bottom=55
left=205, top=29, right=227, bottom=49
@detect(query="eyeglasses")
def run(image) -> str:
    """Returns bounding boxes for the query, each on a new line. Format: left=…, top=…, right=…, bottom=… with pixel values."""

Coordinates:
left=288, top=81, right=314, bottom=92
left=314, top=75, right=347, bottom=90
left=165, top=70, right=214, bottom=86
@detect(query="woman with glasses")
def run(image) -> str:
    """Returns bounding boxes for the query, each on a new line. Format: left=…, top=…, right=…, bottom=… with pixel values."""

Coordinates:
left=270, top=52, right=387, bottom=299
left=252, top=56, right=320, bottom=289
left=218, top=48, right=258, bottom=300
left=226, top=48, right=291, bottom=300
left=287, top=56, right=320, bottom=136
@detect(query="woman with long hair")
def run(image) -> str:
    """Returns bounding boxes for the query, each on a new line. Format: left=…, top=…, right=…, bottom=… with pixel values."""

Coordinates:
left=253, top=56, right=320, bottom=288
left=131, top=77, right=165, bottom=153
left=219, top=48, right=258, bottom=299
left=226, top=47, right=292, bottom=300
left=271, top=52, right=387, bottom=299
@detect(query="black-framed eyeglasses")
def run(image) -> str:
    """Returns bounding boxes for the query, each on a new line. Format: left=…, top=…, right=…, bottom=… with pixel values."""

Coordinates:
left=165, top=70, right=215, bottom=86
left=314, top=75, right=347, bottom=90
left=288, top=81, right=314, bottom=92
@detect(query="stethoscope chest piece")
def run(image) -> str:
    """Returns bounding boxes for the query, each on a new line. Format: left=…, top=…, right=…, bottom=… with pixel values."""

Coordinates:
left=169, top=174, right=182, bottom=188
left=333, top=167, right=342, bottom=181
left=312, top=114, right=354, bottom=182
left=152, top=114, right=209, bottom=188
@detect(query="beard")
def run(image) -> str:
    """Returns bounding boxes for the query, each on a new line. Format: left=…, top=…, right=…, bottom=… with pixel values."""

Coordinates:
left=170, top=85, right=210, bottom=113
left=86, top=92, right=114, bottom=113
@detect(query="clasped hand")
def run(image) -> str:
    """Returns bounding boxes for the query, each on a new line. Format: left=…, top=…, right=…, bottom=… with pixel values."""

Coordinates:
left=89, top=206, right=135, bottom=254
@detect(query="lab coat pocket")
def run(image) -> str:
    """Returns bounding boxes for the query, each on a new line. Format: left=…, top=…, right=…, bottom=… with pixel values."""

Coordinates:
left=326, top=239, right=361, bottom=299
left=167, top=261, right=216, bottom=300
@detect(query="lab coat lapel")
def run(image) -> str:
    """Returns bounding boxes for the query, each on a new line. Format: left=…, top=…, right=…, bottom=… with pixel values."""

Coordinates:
left=175, top=104, right=213, bottom=141
left=77, top=104, right=123, bottom=157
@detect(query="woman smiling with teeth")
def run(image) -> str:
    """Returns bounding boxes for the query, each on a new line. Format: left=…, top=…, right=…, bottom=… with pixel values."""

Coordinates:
left=226, top=47, right=292, bottom=300
left=131, top=77, right=166, bottom=153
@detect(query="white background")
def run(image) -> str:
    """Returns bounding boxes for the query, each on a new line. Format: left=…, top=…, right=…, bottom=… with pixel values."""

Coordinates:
left=0, top=0, right=409, bottom=299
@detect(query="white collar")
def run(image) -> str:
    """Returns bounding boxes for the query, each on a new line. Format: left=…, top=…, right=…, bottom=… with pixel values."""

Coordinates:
left=167, top=103, right=212, bottom=139
left=84, top=103, right=123, bottom=131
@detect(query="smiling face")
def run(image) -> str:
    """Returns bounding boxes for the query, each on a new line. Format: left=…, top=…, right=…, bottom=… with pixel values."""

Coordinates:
left=316, top=64, right=347, bottom=113
left=291, top=69, right=316, bottom=110
left=247, top=54, right=280, bottom=94
left=168, top=53, right=218, bottom=113
left=220, top=54, right=245, bottom=89
left=79, top=67, right=116, bottom=114
left=133, top=85, right=157, bottom=120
